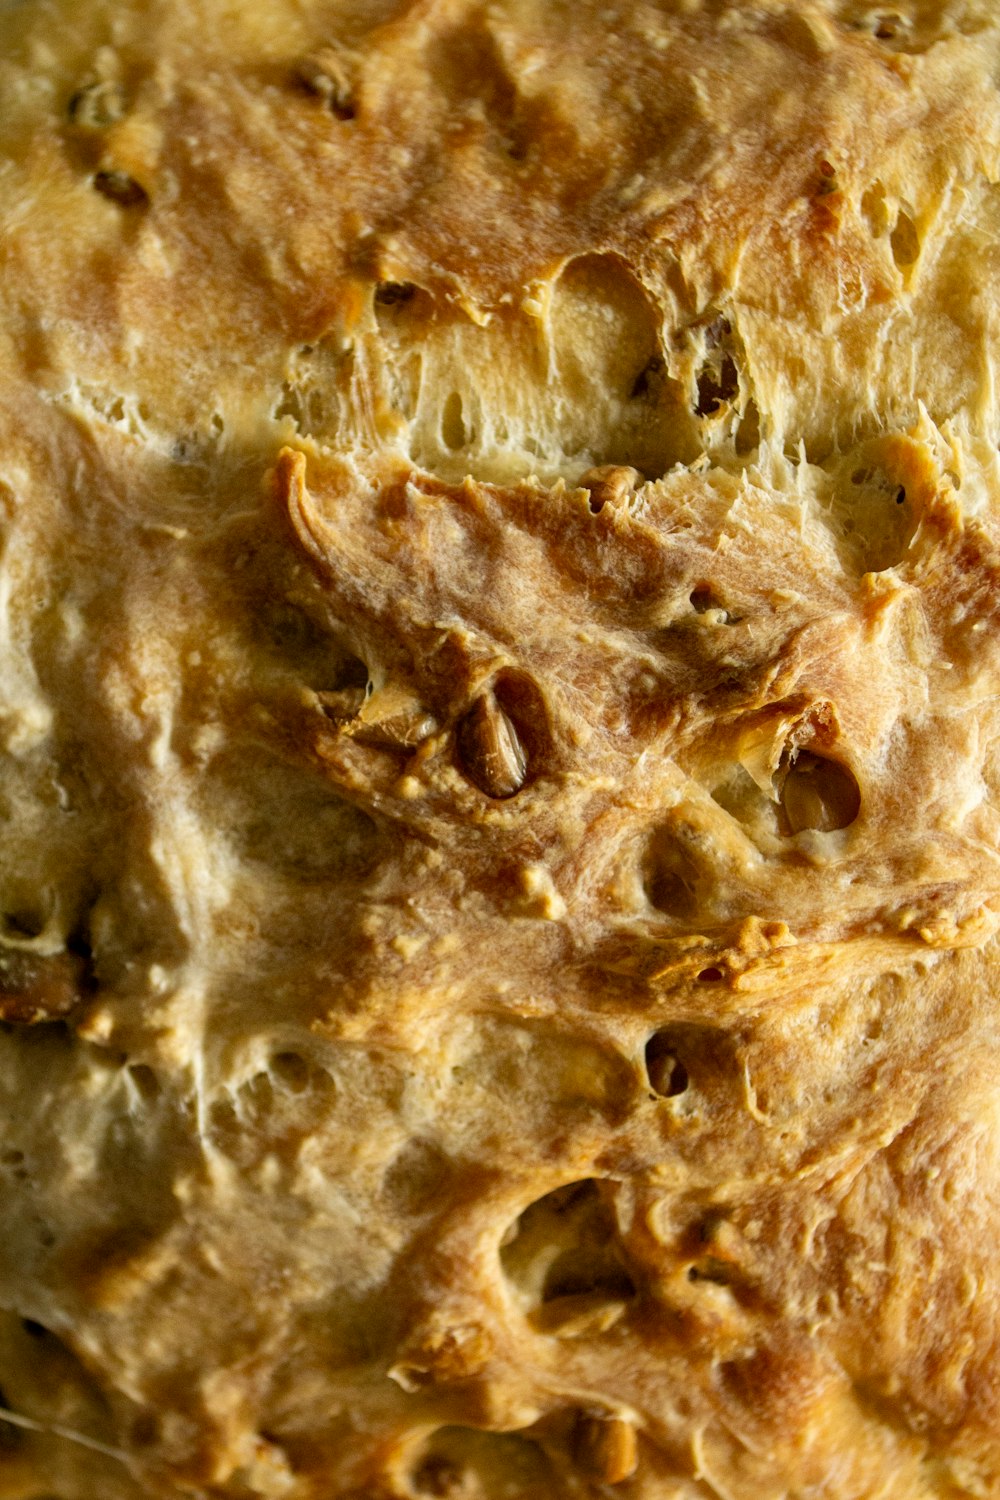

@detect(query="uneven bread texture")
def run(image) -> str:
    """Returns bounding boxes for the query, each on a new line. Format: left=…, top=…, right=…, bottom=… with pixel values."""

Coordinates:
left=3, top=0, right=1000, bottom=1496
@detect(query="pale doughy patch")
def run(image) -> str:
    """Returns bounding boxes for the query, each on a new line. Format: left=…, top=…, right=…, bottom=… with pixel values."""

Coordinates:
left=2, top=1, right=1000, bottom=1496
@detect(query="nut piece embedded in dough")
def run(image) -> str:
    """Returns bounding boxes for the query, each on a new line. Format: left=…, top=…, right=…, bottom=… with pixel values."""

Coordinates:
left=580, top=464, right=643, bottom=513
left=456, top=692, right=527, bottom=799
left=573, top=1414, right=639, bottom=1484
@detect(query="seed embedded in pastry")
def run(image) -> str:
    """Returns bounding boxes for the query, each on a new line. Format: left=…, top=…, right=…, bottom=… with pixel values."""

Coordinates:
left=572, top=1413, right=638, bottom=1484
left=456, top=692, right=527, bottom=798
left=580, top=464, right=643, bottom=513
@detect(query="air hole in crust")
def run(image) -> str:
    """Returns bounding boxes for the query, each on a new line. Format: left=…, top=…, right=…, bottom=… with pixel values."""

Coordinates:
left=735, top=398, right=760, bottom=455
left=835, top=457, right=916, bottom=573
left=315, top=651, right=371, bottom=716
left=687, top=1260, right=732, bottom=1284
left=412, top=1426, right=554, bottom=1494
left=0, top=1386, right=19, bottom=1449
left=890, top=209, right=919, bottom=269
left=689, top=585, right=731, bottom=621
left=295, top=48, right=355, bottom=118
left=374, top=281, right=416, bottom=307
left=695, top=354, right=738, bottom=416
left=382, top=1137, right=450, bottom=1215
left=697, top=966, right=723, bottom=983
left=643, top=832, right=698, bottom=919
left=778, top=751, right=861, bottom=834
left=0, top=948, right=84, bottom=1026
left=270, top=1052, right=310, bottom=1092
left=645, top=1033, right=689, bottom=1097
left=92, top=170, right=148, bottom=208
left=500, top=1180, right=636, bottom=1333
left=630, top=353, right=664, bottom=400
left=127, top=1064, right=160, bottom=1102
left=441, top=391, right=467, bottom=450
left=873, top=10, right=905, bottom=40
left=2, top=906, right=48, bottom=940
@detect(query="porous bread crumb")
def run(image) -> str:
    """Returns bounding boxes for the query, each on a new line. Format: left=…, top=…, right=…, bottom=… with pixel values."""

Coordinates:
left=2, top=0, right=1000, bottom=1497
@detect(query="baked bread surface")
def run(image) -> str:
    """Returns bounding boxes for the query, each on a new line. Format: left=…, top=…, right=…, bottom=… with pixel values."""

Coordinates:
left=2, top=0, right=1000, bottom=1495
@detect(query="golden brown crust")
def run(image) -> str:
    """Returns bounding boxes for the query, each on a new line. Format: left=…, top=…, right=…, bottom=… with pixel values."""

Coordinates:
left=3, top=0, right=1000, bottom=1496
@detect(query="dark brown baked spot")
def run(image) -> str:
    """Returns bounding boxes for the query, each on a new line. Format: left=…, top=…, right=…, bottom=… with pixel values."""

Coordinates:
left=131, top=1411, right=161, bottom=1447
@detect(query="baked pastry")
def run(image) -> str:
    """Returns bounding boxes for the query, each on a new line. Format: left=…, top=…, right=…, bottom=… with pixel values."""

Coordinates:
left=2, top=0, right=1000, bottom=1494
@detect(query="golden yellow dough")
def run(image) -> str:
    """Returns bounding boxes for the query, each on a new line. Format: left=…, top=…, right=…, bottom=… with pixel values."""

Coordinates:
left=2, top=0, right=1000, bottom=1495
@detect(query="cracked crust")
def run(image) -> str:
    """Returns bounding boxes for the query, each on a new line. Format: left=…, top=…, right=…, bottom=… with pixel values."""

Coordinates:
left=2, top=0, right=1000, bottom=1496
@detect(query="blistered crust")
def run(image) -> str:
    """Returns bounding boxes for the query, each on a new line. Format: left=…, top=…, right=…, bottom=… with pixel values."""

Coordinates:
left=2, top=1, right=1000, bottom=1497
